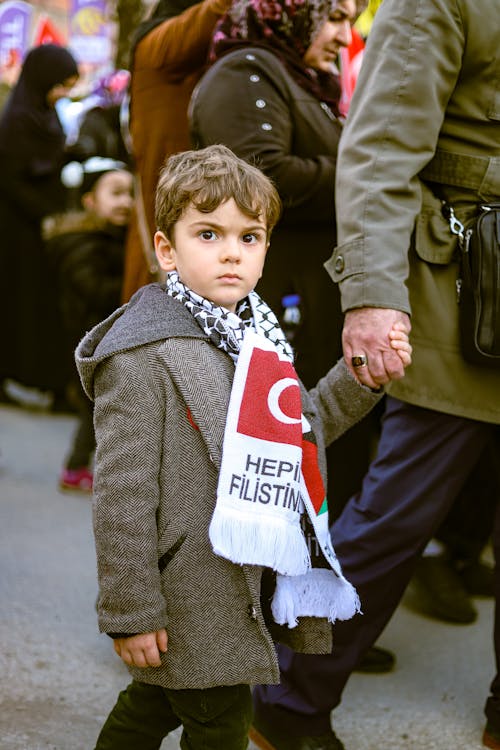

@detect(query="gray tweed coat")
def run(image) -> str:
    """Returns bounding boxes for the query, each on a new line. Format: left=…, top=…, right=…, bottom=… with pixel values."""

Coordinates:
left=76, top=283, right=383, bottom=690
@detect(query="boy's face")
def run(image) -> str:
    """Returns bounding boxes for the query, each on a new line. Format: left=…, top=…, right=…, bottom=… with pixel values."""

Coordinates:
left=154, top=198, right=268, bottom=312
left=83, top=170, right=134, bottom=227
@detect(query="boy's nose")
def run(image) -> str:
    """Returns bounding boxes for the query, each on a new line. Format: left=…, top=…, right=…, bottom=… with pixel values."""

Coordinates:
left=221, top=239, right=242, bottom=261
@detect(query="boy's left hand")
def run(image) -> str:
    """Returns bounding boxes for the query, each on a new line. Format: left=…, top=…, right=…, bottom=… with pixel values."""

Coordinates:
left=389, top=323, right=412, bottom=367
left=113, top=629, right=168, bottom=668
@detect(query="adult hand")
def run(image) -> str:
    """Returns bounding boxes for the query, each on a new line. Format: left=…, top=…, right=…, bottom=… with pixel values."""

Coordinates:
left=113, top=629, right=168, bottom=668
left=343, top=307, right=411, bottom=389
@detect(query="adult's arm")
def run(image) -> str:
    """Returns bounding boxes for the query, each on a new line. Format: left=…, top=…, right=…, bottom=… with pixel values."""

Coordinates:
left=0, top=163, right=58, bottom=221
left=325, top=0, right=464, bottom=384
left=134, top=0, right=232, bottom=76
left=0, top=129, right=64, bottom=221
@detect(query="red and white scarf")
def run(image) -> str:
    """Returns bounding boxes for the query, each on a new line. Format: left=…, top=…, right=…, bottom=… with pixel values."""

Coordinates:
left=166, top=273, right=360, bottom=628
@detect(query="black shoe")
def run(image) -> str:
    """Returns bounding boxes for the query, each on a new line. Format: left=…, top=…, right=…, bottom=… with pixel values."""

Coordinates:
left=250, top=714, right=345, bottom=750
left=409, top=555, right=477, bottom=624
left=354, top=645, right=395, bottom=674
left=457, top=560, right=494, bottom=597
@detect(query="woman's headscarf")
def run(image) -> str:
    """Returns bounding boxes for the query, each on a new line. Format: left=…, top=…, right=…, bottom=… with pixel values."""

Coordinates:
left=17, top=44, right=78, bottom=104
left=210, top=0, right=342, bottom=114
left=0, top=44, right=78, bottom=149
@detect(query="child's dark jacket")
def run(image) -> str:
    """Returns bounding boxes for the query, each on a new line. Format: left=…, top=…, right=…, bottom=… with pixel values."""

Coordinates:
left=45, top=212, right=125, bottom=349
left=75, top=283, right=383, bottom=690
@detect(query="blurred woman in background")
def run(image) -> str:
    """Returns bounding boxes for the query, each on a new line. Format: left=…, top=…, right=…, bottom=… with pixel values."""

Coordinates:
left=0, top=44, right=79, bottom=408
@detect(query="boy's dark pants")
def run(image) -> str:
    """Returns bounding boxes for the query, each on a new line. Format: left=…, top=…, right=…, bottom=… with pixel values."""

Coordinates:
left=94, top=679, right=252, bottom=750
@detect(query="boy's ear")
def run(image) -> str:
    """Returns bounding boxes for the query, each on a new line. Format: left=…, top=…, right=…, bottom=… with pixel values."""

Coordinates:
left=154, top=230, right=176, bottom=272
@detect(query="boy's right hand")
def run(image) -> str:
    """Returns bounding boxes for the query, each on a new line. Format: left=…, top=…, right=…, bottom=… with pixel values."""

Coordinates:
left=113, top=629, right=168, bottom=668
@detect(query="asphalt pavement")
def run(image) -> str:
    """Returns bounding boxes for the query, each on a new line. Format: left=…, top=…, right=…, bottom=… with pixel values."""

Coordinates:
left=0, top=401, right=494, bottom=749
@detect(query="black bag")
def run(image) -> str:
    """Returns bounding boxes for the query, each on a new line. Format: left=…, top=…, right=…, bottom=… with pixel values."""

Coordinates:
left=442, top=201, right=500, bottom=368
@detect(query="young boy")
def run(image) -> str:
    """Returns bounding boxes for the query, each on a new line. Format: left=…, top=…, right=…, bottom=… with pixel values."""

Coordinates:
left=75, top=144, right=411, bottom=750
left=46, top=157, right=133, bottom=492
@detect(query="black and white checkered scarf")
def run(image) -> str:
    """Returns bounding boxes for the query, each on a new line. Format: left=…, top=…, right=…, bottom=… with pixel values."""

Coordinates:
left=165, top=270, right=293, bottom=363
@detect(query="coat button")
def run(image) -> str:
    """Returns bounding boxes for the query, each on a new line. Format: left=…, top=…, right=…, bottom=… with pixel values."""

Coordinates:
left=261, top=123, right=273, bottom=131
left=250, top=74, right=260, bottom=83
left=248, top=605, right=257, bottom=620
left=334, top=255, right=345, bottom=273
left=256, top=99, right=266, bottom=108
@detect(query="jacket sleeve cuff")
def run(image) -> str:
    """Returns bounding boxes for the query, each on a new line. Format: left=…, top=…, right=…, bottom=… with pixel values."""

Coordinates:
left=324, top=241, right=411, bottom=314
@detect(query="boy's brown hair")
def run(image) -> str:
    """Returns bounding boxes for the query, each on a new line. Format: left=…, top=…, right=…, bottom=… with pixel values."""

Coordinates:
left=155, top=144, right=282, bottom=240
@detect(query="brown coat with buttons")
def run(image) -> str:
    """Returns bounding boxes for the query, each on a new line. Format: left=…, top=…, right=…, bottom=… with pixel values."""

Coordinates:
left=75, top=284, right=383, bottom=690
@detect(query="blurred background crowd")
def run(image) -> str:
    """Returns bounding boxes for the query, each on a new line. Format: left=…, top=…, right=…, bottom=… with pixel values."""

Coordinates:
left=0, top=0, right=498, bottom=745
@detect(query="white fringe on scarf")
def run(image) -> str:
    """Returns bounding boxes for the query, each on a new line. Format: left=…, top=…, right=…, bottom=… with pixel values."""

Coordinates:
left=272, top=569, right=361, bottom=628
left=209, top=505, right=311, bottom=577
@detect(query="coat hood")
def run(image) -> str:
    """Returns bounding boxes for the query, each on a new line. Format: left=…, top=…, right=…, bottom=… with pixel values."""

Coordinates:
left=76, top=283, right=207, bottom=400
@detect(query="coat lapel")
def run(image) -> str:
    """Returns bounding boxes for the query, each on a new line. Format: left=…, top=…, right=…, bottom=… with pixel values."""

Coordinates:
left=159, top=338, right=234, bottom=468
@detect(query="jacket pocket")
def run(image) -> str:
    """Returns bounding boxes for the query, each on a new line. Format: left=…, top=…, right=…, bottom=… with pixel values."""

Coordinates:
left=158, top=533, right=187, bottom=573
left=414, top=185, right=457, bottom=265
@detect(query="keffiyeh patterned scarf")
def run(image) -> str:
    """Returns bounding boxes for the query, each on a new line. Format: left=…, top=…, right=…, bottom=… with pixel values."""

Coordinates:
left=166, top=272, right=360, bottom=628
left=166, top=270, right=292, bottom=362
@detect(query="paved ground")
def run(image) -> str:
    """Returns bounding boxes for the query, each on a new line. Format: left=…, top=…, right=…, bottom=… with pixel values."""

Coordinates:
left=0, top=402, right=494, bottom=749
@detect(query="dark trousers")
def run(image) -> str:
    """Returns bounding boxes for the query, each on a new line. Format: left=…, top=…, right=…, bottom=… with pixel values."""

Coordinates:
left=95, top=679, right=252, bottom=750
left=253, top=397, right=499, bottom=736
left=65, top=381, right=95, bottom=469
left=436, top=440, right=498, bottom=561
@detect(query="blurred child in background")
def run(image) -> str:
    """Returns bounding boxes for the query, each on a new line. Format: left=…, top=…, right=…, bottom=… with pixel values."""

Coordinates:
left=45, top=157, right=133, bottom=492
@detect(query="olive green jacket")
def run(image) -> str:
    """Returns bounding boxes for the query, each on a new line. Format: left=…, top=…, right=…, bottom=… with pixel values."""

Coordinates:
left=326, top=0, right=500, bottom=423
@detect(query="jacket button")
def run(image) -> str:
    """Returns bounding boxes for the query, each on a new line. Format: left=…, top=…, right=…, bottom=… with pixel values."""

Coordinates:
left=248, top=605, right=257, bottom=620
left=334, top=255, right=345, bottom=273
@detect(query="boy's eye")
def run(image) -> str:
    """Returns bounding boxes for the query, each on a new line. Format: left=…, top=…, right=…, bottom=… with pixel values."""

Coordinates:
left=199, top=230, right=217, bottom=241
left=242, top=233, right=259, bottom=244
